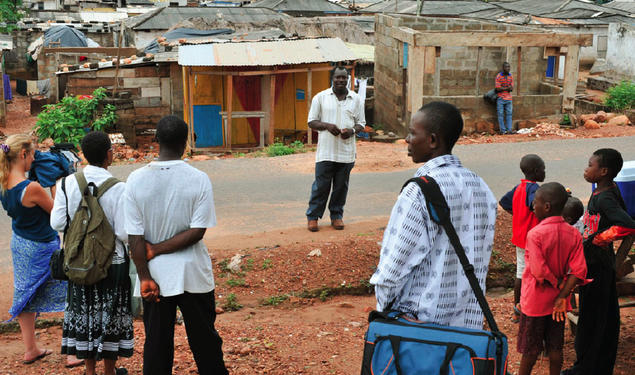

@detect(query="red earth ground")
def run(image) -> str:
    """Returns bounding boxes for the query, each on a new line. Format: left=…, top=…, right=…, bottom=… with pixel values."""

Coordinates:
left=0, top=215, right=634, bottom=375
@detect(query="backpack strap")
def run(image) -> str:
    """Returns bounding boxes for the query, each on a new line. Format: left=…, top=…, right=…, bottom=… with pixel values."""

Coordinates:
left=96, top=177, right=120, bottom=199
left=401, top=176, right=501, bottom=334
left=74, top=171, right=89, bottom=196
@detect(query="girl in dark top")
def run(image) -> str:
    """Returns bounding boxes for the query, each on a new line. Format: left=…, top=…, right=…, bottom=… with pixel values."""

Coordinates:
left=563, top=148, right=635, bottom=375
left=0, top=134, right=67, bottom=364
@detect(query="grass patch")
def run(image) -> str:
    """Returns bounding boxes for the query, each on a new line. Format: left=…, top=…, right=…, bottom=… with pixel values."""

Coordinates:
left=241, top=258, right=255, bottom=272
left=261, top=294, right=290, bottom=306
left=262, top=259, right=273, bottom=270
left=265, top=140, right=307, bottom=157
left=226, top=278, right=246, bottom=287
left=223, top=293, right=243, bottom=311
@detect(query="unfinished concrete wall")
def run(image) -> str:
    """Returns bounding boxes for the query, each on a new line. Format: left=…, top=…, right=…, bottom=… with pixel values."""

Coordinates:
left=606, top=23, right=635, bottom=79
left=374, top=14, right=554, bottom=135
left=4, top=28, right=114, bottom=80
left=64, top=63, right=183, bottom=147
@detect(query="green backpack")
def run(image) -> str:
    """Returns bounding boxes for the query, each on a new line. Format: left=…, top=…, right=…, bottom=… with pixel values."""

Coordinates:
left=63, top=172, right=120, bottom=285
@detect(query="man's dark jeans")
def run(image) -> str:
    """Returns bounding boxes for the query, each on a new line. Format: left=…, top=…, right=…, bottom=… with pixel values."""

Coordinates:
left=306, top=161, right=355, bottom=221
left=142, top=291, right=228, bottom=375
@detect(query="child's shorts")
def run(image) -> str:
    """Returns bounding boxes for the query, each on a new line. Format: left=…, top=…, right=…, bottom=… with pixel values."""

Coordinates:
left=516, top=247, right=526, bottom=278
left=517, top=313, right=565, bottom=355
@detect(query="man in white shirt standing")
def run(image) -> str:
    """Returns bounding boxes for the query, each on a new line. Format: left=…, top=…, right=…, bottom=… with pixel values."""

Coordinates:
left=370, top=102, right=498, bottom=329
left=125, top=116, right=228, bottom=375
left=306, top=66, right=365, bottom=232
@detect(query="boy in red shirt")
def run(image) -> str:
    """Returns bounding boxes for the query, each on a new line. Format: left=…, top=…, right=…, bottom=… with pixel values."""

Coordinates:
left=517, top=182, right=587, bottom=375
left=500, top=154, right=545, bottom=321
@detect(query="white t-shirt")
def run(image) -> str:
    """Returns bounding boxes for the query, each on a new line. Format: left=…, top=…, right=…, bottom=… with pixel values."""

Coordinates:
left=124, top=160, right=216, bottom=297
left=308, top=88, right=366, bottom=164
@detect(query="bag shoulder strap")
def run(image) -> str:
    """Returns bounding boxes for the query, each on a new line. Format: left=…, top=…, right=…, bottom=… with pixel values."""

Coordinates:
left=96, top=177, right=120, bottom=199
left=74, top=171, right=89, bottom=196
left=61, top=177, right=70, bottom=244
left=401, top=175, right=501, bottom=334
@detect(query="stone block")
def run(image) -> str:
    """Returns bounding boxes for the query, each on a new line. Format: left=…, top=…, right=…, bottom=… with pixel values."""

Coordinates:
left=134, top=97, right=161, bottom=107
left=141, top=86, right=161, bottom=98
left=123, top=77, right=161, bottom=88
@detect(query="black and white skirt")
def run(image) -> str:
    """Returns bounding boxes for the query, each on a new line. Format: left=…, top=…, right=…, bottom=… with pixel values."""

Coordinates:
left=61, top=254, right=134, bottom=360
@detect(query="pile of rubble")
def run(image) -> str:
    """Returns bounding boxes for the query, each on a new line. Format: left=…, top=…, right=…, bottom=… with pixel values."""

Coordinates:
left=579, top=111, right=631, bottom=129
left=112, top=143, right=158, bottom=163
left=516, top=123, right=575, bottom=138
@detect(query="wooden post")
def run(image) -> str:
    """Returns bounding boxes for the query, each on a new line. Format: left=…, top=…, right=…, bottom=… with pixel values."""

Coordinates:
left=350, top=62, right=355, bottom=92
left=260, top=74, right=270, bottom=148
left=112, top=21, right=124, bottom=96
left=407, top=46, right=426, bottom=113
left=554, top=52, right=561, bottom=83
left=475, top=46, right=482, bottom=96
left=516, top=46, right=522, bottom=96
left=562, top=45, right=580, bottom=112
left=307, top=70, right=313, bottom=144
left=187, top=67, right=196, bottom=152
left=225, top=74, right=233, bottom=149
left=268, top=74, right=276, bottom=145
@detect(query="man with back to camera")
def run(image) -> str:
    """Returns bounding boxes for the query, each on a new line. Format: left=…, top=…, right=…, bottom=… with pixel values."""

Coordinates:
left=125, top=115, right=228, bottom=375
left=306, top=66, right=365, bottom=232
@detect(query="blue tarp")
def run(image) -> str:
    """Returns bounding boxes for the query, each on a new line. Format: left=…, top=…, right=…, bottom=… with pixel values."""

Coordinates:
left=43, top=25, right=88, bottom=48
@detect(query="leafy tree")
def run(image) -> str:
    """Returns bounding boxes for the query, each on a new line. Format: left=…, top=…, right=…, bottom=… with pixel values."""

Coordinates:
left=0, top=0, right=24, bottom=33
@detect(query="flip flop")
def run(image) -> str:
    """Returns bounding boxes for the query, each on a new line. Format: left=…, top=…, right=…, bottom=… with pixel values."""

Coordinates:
left=23, top=349, right=52, bottom=364
left=65, top=358, right=85, bottom=368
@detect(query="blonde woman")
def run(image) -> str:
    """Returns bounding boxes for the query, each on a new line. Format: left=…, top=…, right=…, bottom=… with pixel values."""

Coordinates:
left=0, top=134, right=67, bottom=364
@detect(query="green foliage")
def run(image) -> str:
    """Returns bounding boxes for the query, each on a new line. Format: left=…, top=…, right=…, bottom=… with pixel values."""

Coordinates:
left=559, top=114, right=571, bottom=125
left=34, top=88, right=117, bottom=145
left=264, top=139, right=306, bottom=157
left=226, top=278, right=246, bottom=287
left=604, top=81, right=635, bottom=111
left=318, top=289, right=330, bottom=302
left=261, top=258, right=273, bottom=270
left=0, top=0, right=25, bottom=33
left=218, top=259, right=230, bottom=272
left=262, top=294, right=289, bottom=306
left=223, top=293, right=242, bottom=311
left=241, top=258, right=255, bottom=272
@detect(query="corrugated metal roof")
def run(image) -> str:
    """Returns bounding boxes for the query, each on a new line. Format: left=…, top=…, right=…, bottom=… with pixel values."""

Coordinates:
left=128, top=6, right=290, bottom=30
left=248, top=0, right=351, bottom=13
left=362, top=0, right=496, bottom=15
left=605, top=1, right=635, bottom=14
left=343, top=42, right=374, bottom=62
left=178, top=37, right=357, bottom=66
left=493, top=0, right=631, bottom=19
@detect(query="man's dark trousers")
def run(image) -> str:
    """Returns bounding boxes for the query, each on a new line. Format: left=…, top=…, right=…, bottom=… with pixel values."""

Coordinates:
left=569, top=262, right=620, bottom=375
left=142, top=291, right=228, bottom=375
left=306, top=161, right=355, bottom=220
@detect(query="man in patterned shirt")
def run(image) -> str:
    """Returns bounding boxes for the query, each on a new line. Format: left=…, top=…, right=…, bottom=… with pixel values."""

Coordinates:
left=495, top=62, right=514, bottom=135
left=370, top=101, right=498, bottom=329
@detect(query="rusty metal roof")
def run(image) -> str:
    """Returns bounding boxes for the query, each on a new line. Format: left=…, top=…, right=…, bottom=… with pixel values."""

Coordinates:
left=178, top=37, right=357, bottom=67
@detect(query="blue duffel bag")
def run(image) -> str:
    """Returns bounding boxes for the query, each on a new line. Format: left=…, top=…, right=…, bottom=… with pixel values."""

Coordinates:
left=361, top=176, right=508, bottom=375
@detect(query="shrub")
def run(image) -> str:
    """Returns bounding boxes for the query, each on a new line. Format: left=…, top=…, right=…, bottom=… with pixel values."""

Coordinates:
left=604, top=81, right=635, bottom=111
left=223, top=293, right=242, bottom=311
left=34, top=87, right=117, bottom=145
left=264, top=139, right=306, bottom=157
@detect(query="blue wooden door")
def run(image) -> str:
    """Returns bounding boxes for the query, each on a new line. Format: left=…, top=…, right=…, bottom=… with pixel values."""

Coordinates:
left=546, top=56, right=556, bottom=78
left=193, top=105, right=223, bottom=147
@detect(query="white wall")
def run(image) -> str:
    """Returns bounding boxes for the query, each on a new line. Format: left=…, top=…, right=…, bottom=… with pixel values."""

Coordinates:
left=606, top=23, right=635, bottom=78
